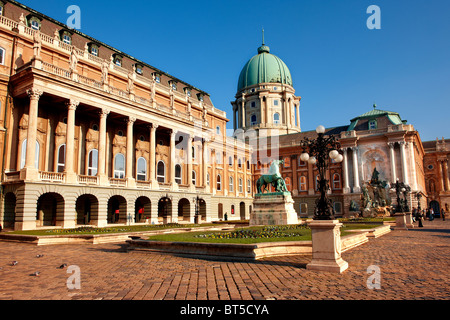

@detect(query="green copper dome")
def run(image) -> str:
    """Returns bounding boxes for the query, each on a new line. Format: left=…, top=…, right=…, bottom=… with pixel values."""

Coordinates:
left=237, top=43, right=293, bottom=92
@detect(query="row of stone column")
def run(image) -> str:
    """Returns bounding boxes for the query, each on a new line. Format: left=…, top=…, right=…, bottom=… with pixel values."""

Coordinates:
left=20, top=87, right=210, bottom=187
left=340, top=141, right=418, bottom=194
left=233, top=93, right=301, bottom=130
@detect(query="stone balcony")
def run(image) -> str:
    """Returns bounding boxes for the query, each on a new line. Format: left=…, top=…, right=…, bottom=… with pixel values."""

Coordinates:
left=3, top=170, right=207, bottom=193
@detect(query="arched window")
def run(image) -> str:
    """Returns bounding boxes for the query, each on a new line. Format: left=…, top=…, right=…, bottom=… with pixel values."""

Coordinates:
left=229, top=177, right=234, bottom=192
left=216, top=126, right=221, bottom=135
left=87, top=149, right=98, bottom=176
left=239, top=178, right=243, bottom=193
left=247, top=179, right=251, bottom=193
left=247, top=160, right=250, bottom=170
left=283, top=157, right=290, bottom=168
left=136, top=157, right=147, bottom=181
left=57, top=144, right=66, bottom=173
left=238, top=158, right=242, bottom=168
left=216, top=174, right=222, bottom=191
left=285, top=177, right=291, bottom=192
left=114, top=153, right=125, bottom=179
left=332, top=173, right=341, bottom=190
left=228, top=156, right=233, bottom=166
left=294, top=104, right=298, bottom=126
left=20, top=139, right=40, bottom=169
left=192, top=146, right=196, bottom=159
left=206, top=173, right=210, bottom=186
left=250, top=114, right=257, bottom=126
left=175, top=164, right=182, bottom=184
left=273, top=113, right=280, bottom=124
left=192, top=170, right=196, bottom=185
left=157, top=161, right=165, bottom=183
left=299, top=176, right=307, bottom=191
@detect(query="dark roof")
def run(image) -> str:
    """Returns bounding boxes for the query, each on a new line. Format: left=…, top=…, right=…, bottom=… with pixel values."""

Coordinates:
left=6, top=0, right=211, bottom=97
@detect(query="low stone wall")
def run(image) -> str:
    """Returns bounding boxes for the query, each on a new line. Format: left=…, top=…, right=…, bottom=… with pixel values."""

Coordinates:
left=127, top=239, right=313, bottom=261
left=127, top=225, right=391, bottom=260
left=0, top=225, right=236, bottom=246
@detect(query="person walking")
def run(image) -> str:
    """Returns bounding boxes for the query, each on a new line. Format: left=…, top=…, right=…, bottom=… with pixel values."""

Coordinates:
left=429, top=208, right=435, bottom=221
left=442, top=208, right=446, bottom=221
left=418, top=210, right=424, bottom=227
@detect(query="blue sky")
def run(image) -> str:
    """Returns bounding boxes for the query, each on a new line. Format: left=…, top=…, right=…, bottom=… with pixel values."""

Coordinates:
left=19, top=0, right=450, bottom=142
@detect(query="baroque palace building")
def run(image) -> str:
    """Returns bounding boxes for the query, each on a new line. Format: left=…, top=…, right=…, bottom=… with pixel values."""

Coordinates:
left=0, top=0, right=253, bottom=230
left=232, top=39, right=449, bottom=218
left=0, top=1, right=448, bottom=231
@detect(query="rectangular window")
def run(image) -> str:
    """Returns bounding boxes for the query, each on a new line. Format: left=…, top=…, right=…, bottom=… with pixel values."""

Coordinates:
left=273, top=100, right=279, bottom=106
left=62, top=34, right=71, bottom=45
left=0, top=47, right=5, bottom=65
left=334, top=202, right=342, bottom=214
left=31, top=20, right=40, bottom=30
left=300, top=203, right=308, bottom=214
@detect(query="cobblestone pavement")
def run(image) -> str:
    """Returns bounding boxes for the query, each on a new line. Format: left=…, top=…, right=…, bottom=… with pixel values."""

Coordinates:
left=0, top=219, right=449, bottom=301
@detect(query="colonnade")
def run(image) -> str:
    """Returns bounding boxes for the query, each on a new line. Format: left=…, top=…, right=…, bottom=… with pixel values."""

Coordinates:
left=19, top=86, right=212, bottom=189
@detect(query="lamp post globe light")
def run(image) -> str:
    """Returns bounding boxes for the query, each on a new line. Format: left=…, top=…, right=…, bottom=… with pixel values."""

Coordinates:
left=300, top=125, right=343, bottom=220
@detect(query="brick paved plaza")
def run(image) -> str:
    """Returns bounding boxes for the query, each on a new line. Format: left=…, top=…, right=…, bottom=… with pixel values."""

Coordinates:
left=0, top=220, right=449, bottom=302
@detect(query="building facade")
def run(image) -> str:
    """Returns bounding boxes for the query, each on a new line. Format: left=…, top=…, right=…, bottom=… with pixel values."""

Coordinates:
left=0, top=1, right=448, bottom=231
left=233, top=42, right=443, bottom=218
left=0, top=0, right=253, bottom=230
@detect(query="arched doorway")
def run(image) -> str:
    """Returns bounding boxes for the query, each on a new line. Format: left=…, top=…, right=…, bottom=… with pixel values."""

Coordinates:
left=218, top=203, right=223, bottom=220
left=199, top=198, right=206, bottom=222
left=107, top=195, right=127, bottom=223
left=76, top=194, right=99, bottom=225
left=36, top=193, right=64, bottom=227
left=135, top=197, right=151, bottom=223
left=158, top=197, right=172, bottom=224
left=3, top=192, right=16, bottom=229
left=239, top=201, right=246, bottom=220
left=178, top=198, right=190, bottom=222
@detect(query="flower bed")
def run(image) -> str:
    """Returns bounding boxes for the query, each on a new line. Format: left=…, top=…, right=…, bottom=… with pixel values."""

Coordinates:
left=194, top=224, right=308, bottom=240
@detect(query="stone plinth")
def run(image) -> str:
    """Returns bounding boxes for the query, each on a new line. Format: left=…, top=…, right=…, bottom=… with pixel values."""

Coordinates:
left=405, top=212, right=414, bottom=228
left=393, top=212, right=408, bottom=230
left=250, top=192, right=299, bottom=226
left=306, top=219, right=348, bottom=273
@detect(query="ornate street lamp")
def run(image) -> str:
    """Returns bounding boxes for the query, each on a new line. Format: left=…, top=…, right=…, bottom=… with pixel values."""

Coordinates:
left=416, top=191, right=423, bottom=212
left=390, top=180, right=410, bottom=213
left=300, top=125, right=343, bottom=220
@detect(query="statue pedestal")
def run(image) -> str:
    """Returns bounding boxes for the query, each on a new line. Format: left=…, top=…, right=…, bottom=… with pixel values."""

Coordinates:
left=250, top=192, right=299, bottom=226
left=393, top=212, right=408, bottom=230
left=306, top=219, right=348, bottom=273
left=405, top=212, right=414, bottom=228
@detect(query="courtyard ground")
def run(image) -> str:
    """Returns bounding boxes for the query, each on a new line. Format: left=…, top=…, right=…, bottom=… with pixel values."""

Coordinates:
left=0, top=219, right=448, bottom=304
